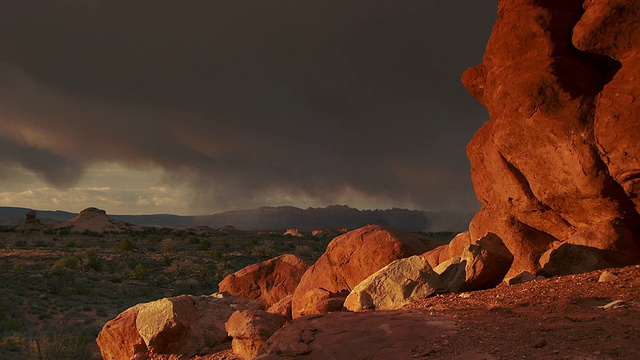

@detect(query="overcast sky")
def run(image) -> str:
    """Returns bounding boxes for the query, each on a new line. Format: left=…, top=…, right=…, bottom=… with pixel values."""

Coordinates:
left=0, top=0, right=498, bottom=215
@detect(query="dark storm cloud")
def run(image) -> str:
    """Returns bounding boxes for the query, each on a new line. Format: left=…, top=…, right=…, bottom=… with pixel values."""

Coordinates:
left=0, top=0, right=497, bottom=213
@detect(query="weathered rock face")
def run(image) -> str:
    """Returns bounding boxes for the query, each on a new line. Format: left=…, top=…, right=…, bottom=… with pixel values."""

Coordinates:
left=343, top=255, right=440, bottom=312
left=218, top=254, right=310, bottom=308
left=261, top=309, right=457, bottom=359
left=225, top=310, right=287, bottom=360
left=457, top=0, right=640, bottom=280
left=96, top=293, right=263, bottom=360
left=291, top=225, right=429, bottom=318
left=266, top=295, right=293, bottom=321
left=431, top=233, right=513, bottom=292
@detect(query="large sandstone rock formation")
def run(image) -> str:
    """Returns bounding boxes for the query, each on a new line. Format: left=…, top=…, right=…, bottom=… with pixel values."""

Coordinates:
left=96, top=293, right=262, bottom=360
left=291, top=225, right=429, bottom=318
left=443, top=0, right=640, bottom=284
left=55, top=207, right=140, bottom=233
left=219, top=254, right=310, bottom=309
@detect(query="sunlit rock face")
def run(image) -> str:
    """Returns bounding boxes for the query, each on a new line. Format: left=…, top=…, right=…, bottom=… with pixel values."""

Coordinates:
left=461, top=0, right=640, bottom=279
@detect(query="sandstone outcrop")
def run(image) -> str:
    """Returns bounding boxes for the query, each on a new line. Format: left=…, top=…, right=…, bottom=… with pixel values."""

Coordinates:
left=261, top=309, right=457, bottom=359
left=219, top=254, right=310, bottom=308
left=97, top=293, right=262, bottom=360
left=447, top=0, right=640, bottom=283
left=55, top=207, right=141, bottom=233
left=343, top=255, right=440, bottom=311
left=291, top=225, right=429, bottom=318
left=283, top=229, right=304, bottom=237
left=15, top=210, right=44, bottom=235
left=225, top=310, right=287, bottom=360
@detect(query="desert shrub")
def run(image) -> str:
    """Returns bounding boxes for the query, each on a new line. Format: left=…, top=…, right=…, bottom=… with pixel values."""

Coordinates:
left=52, top=256, right=80, bottom=271
left=165, top=259, right=214, bottom=289
left=198, top=239, right=212, bottom=251
left=52, top=250, right=102, bottom=273
left=0, top=297, right=24, bottom=333
left=44, top=268, right=75, bottom=295
left=248, top=240, right=275, bottom=258
left=131, top=263, right=147, bottom=280
left=81, top=250, right=102, bottom=272
left=294, top=245, right=313, bottom=259
left=118, top=239, right=135, bottom=252
left=208, top=250, right=222, bottom=258
left=161, top=238, right=178, bottom=253
left=34, top=239, right=52, bottom=247
left=35, top=320, right=91, bottom=360
left=58, top=227, right=71, bottom=236
left=0, top=335, right=27, bottom=354
left=13, top=239, right=27, bottom=248
left=213, top=260, right=233, bottom=282
left=165, top=259, right=204, bottom=278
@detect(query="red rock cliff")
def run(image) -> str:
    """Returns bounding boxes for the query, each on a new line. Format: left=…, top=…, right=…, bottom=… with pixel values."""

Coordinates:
left=460, top=0, right=640, bottom=279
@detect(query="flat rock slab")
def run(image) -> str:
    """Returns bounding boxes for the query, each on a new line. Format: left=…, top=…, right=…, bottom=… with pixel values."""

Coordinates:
left=262, top=309, right=457, bottom=359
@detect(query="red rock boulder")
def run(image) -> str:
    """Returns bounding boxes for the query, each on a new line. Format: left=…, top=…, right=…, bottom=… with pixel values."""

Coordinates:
left=97, top=306, right=148, bottom=360
left=291, top=225, right=428, bottom=318
left=96, top=293, right=262, bottom=360
left=225, top=310, right=287, bottom=360
left=219, top=254, right=310, bottom=308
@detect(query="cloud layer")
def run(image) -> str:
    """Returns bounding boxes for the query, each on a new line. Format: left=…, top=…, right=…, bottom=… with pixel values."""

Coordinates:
left=0, top=0, right=497, bottom=214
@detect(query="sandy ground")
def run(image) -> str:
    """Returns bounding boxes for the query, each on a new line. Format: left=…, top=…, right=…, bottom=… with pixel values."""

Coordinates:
left=406, top=265, right=640, bottom=359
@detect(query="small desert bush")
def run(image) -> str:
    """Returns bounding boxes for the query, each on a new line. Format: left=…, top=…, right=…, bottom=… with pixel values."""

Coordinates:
left=198, top=239, right=212, bottom=250
left=213, top=260, right=233, bottom=282
left=131, top=263, right=147, bottom=280
left=161, top=238, right=178, bottom=253
left=52, top=250, right=102, bottom=273
left=35, top=320, right=91, bottom=360
left=44, top=268, right=75, bottom=295
left=118, top=239, right=135, bottom=252
left=13, top=239, right=27, bottom=248
left=165, top=259, right=205, bottom=278
left=248, top=240, right=275, bottom=258
left=294, top=245, right=313, bottom=259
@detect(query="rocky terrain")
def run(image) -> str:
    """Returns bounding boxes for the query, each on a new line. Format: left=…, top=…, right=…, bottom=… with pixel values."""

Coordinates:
left=94, top=1, right=640, bottom=359
left=5, top=1, right=640, bottom=359
left=95, top=225, right=640, bottom=360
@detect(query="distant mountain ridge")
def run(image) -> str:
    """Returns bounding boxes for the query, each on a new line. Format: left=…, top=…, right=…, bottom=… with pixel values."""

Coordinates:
left=0, top=205, right=473, bottom=232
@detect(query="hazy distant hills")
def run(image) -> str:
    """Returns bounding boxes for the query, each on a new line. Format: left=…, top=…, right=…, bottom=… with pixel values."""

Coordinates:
left=0, top=205, right=473, bottom=232
left=0, top=207, right=77, bottom=226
